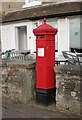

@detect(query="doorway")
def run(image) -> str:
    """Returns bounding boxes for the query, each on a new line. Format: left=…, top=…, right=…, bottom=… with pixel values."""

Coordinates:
left=15, top=26, right=27, bottom=50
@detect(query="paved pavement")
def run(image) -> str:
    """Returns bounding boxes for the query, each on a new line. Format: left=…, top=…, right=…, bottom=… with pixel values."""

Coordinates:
left=1, top=97, right=80, bottom=119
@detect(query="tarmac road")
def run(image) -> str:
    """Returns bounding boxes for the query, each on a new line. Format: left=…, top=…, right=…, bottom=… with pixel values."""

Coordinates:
left=1, top=97, right=80, bottom=119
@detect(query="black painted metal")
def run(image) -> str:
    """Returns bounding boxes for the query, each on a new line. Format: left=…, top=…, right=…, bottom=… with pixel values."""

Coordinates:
left=36, top=88, right=56, bottom=106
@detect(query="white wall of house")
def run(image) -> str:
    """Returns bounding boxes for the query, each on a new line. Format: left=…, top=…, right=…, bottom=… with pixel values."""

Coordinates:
left=1, top=16, right=81, bottom=57
left=1, top=17, right=69, bottom=57
left=27, top=21, right=37, bottom=52
left=58, top=18, right=69, bottom=56
left=1, top=20, right=38, bottom=53
left=1, top=24, right=16, bottom=52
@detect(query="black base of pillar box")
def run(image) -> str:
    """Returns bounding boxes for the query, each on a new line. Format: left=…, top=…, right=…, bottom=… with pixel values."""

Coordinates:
left=36, top=88, right=56, bottom=106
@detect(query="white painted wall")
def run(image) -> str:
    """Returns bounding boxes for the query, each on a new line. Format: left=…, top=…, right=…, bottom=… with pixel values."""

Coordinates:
left=1, top=20, right=37, bottom=53
left=58, top=18, right=69, bottom=56
left=1, top=17, right=69, bottom=56
left=27, top=21, right=36, bottom=53
left=1, top=24, right=15, bottom=52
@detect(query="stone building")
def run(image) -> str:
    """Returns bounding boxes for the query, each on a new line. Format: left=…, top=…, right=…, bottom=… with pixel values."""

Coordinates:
left=0, top=0, right=24, bottom=16
left=1, top=0, right=81, bottom=15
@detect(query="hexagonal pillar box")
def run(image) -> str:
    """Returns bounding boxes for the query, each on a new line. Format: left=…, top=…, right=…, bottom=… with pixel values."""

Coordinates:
left=33, top=18, right=58, bottom=106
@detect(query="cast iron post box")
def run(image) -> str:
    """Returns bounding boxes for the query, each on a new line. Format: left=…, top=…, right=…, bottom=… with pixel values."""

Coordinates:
left=33, top=18, right=58, bottom=106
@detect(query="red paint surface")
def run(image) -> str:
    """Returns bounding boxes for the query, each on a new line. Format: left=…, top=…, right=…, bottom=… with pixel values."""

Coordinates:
left=33, top=18, right=58, bottom=89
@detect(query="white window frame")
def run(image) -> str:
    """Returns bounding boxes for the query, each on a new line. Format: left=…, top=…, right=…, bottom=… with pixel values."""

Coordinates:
left=23, top=0, right=42, bottom=8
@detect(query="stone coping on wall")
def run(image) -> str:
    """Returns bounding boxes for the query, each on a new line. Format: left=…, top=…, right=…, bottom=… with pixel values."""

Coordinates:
left=54, top=65, right=82, bottom=77
left=2, top=59, right=36, bottom=69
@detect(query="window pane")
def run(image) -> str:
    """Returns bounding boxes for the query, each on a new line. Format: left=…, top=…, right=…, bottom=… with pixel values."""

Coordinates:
left=28, top=0, right=38, bottom=3
left=69, top=17, right=80, bottom=50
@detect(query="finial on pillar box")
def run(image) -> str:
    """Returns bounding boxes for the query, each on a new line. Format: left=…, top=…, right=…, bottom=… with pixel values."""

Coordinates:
left=44, top=18, right=46, bottom=24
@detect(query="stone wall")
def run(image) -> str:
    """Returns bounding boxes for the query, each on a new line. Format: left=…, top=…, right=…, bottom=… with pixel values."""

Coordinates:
left=54, top=65, right=82, bottom=116
left=1, top=2, right=24, bottom=16
left=1, top=60, right=35, bottom=104
left=1, top=60, right=82, bottom=116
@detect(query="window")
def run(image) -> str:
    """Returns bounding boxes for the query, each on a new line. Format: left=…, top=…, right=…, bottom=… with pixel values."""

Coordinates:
left=23, top=0, right=41, bottom=8
left=28, top=0, right=38, bottom=3
left=69, top=16, right=81, bottom=52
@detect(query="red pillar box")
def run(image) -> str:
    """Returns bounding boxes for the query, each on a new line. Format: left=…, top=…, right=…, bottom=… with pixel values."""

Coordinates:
left=33, top=18, right=58, bottom=106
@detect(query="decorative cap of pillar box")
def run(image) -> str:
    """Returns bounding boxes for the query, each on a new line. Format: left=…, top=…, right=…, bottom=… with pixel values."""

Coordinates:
left=33, top=18, right=58, bottom=35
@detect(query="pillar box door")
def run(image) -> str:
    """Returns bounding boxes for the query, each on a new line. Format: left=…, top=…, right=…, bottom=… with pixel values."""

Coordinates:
left=33, top=18, right=58, bottom=106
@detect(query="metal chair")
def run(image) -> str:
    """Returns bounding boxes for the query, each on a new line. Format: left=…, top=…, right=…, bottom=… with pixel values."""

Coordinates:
left=62, top=51, right=81, bottom=66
